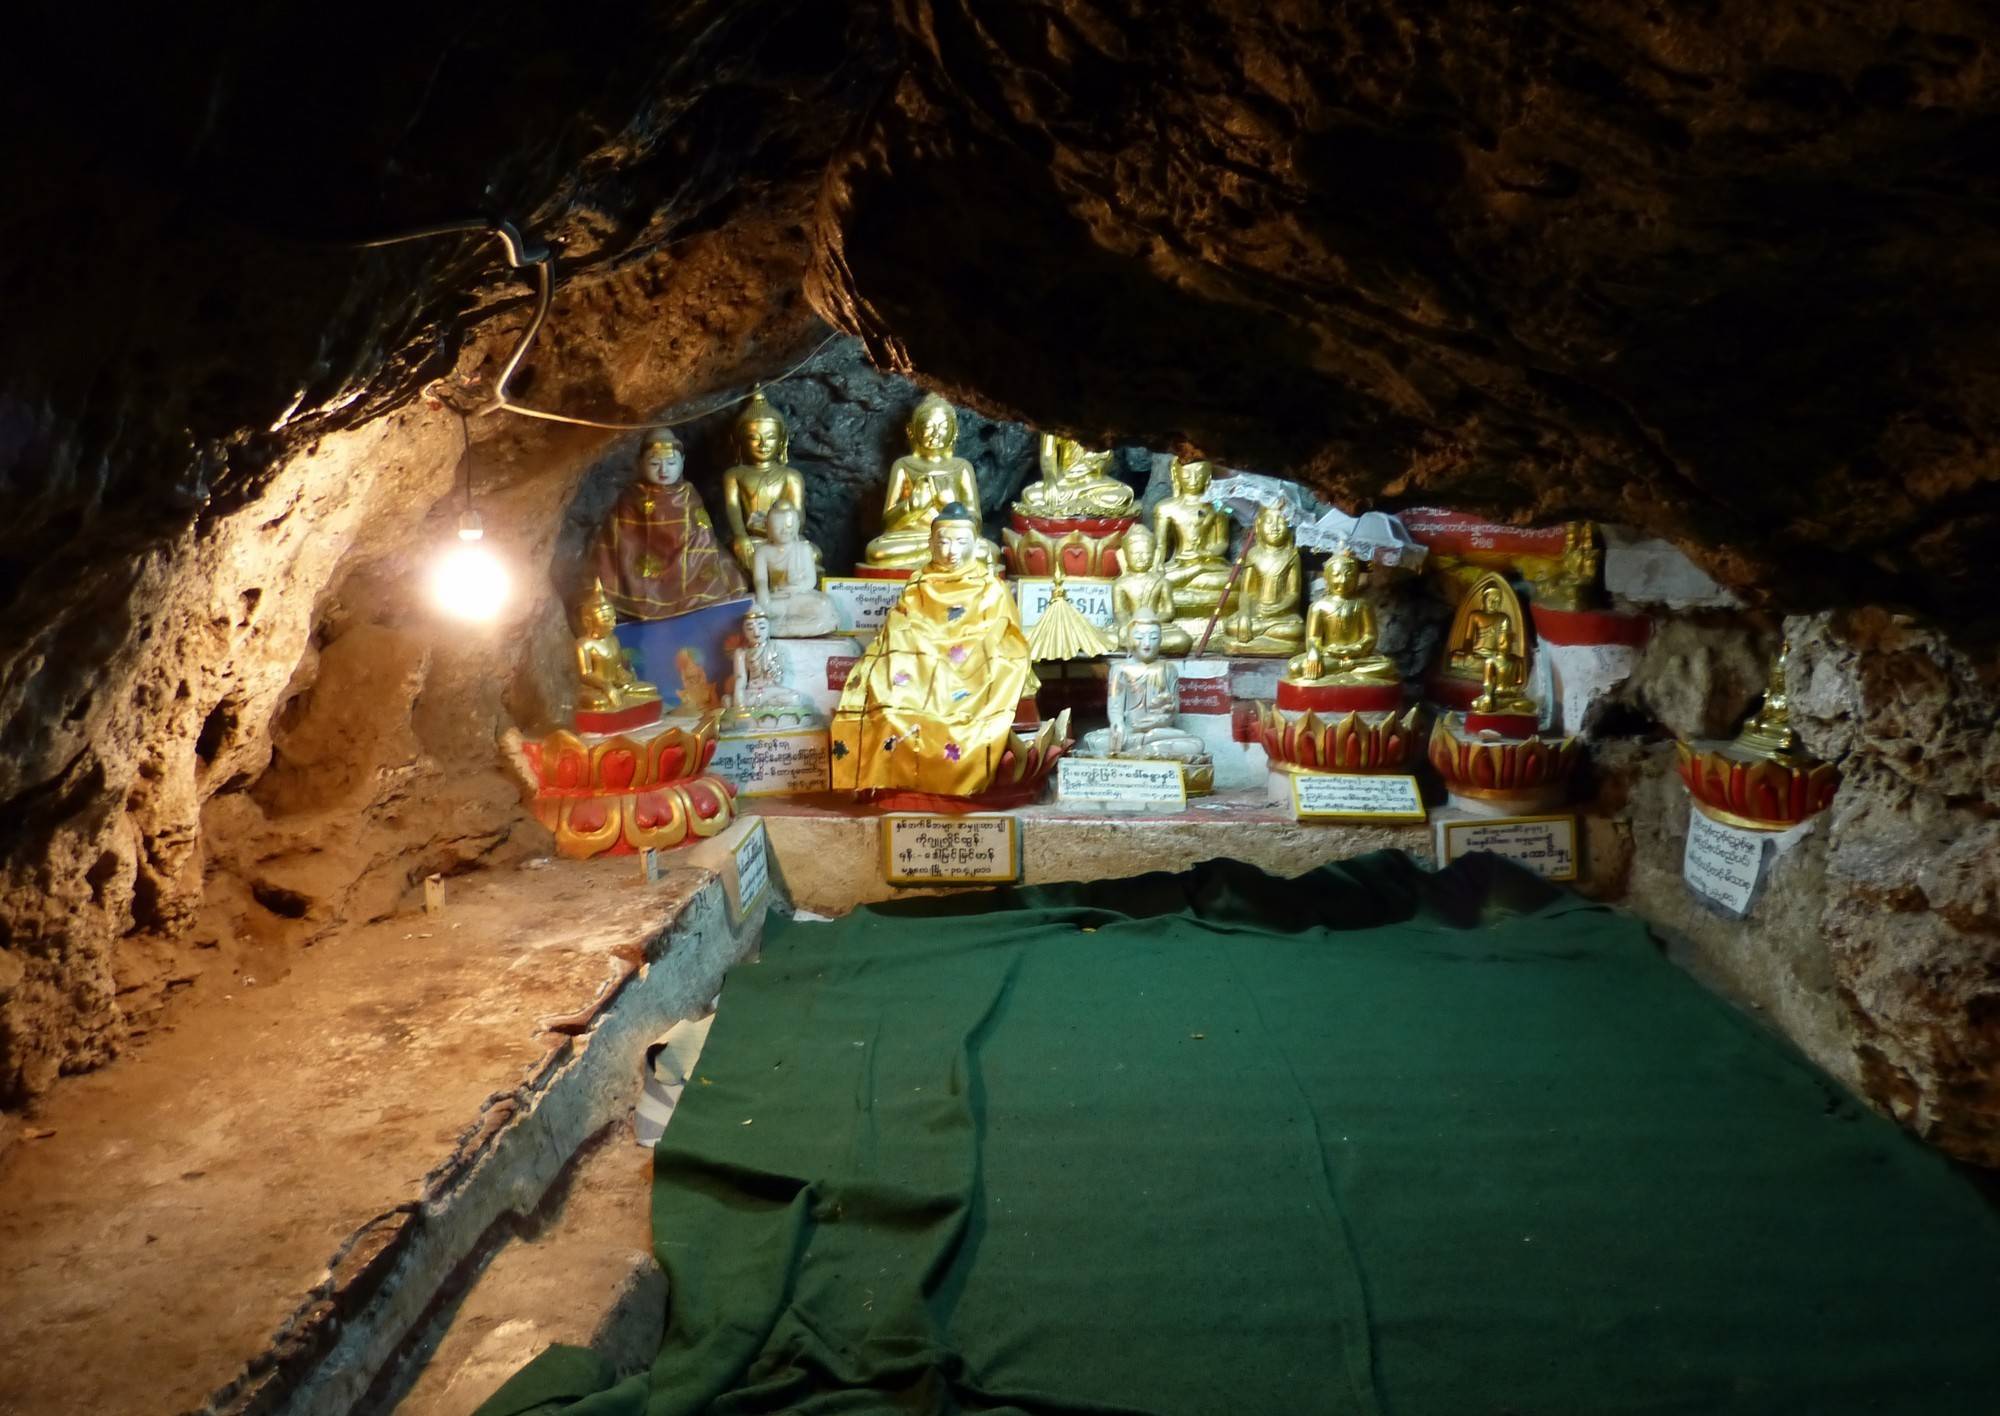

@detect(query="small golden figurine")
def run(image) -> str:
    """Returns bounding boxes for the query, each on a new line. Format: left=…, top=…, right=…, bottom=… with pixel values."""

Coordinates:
left=1734, top=639, right=1801, bottom=759
left=1079, top=610, right=1210, bottom=769
left=866, top=395, right=998, bottom=570
left=1111, top=524, right=1192, bottom=654
left=1221, top=505, right=1305, bottom=655
left=1016, top=434, right=1137, bottom=518
left=1153, top=457, right=1237, bottom=623
left=832, top=502, right=1043, bottom=796
left=721, top=388, right=808, bottom=572
left=1027, top=570, right=1118, bottom=661
left=1533, top=521, right=1604, bottom=612
left=750, top=500, right=838, bottom=637
left=1286, top=549, right=1400, bottom=685
left=1442, top=572, right=1532, bottom=707
left=574, top=580, right=661, bottom=715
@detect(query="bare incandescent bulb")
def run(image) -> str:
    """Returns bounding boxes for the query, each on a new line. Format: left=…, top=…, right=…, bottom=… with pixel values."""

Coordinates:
left=430, top=509, right=510, bottom=622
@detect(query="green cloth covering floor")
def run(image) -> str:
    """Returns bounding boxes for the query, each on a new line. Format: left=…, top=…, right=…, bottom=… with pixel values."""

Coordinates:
left=481, top=852, right=2000, bottom=1416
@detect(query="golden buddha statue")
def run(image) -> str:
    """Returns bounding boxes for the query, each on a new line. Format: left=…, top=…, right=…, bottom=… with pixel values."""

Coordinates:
left=1734, top=640, right=1801, bottom=759
left=1153, top=457, right=1237, bottom=625
left=573, top=580, right=661, bottom=714
left=1111, top=524, right=1192, bottom=655
left=1016, top=433, right=1137, bottom=518
left=1221, top=505, right=1305, bottom=655
left=1286, top=549, right=1399, bottom=685
left=1533, top=521, right=1604, bottom=612
left=865, top=395, right=998, bottom=569
left=831, top=503, right=1039, bottom=796
left=1445, top=573, right=1535, bottom=714
left=720, top=388, right=808, bottom=572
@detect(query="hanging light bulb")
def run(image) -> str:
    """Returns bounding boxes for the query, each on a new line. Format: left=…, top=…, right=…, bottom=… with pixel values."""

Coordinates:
left=430, top=416, right=510, bottom=622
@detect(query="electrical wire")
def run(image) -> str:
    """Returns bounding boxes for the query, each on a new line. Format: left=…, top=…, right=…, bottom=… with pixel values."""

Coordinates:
left=353, top=216, right=840, bottom=434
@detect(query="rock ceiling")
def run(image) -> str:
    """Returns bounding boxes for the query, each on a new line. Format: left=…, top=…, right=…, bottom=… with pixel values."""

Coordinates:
left=6, top=0, right=2000, bottom=623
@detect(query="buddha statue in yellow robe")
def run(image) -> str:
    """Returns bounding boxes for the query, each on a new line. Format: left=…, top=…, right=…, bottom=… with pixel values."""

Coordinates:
left=831, top=503, right=1039, bottom=796
left=1221, top=505, right=1305, bottom=655
left=1016, top=434, right=1137, bottom=518
left=573, top=581, right=661, bottom=714
left=865, top=395, right=998, bottom=569
left=1111, top=524, right=1192, bottom=655
left=721, top=388, right=808, bottom=572
left=1153, top=457, right=1237, bottom=625
left=1286, top=549, right=1399, bottom=685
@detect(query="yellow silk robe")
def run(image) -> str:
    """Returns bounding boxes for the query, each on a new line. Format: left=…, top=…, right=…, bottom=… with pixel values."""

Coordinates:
left=831, top=560, right=1038, bottom=795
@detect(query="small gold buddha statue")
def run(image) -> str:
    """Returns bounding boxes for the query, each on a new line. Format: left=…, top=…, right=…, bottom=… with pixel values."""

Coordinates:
left=1016, top=433, right=1137, bottom=518
left=721, top=388, right=808, bottom=572
left=1153, top=457, right=1237, bottom=624
left=1286, top=549, right=1399, bottom=685
left=1442, top=573, right=1536, bottom=714
left=1080, top=611, right=1209, bottom=764
left=1734, top=640, right=1802, bottom=760
left=1111, top=524, right=1192, bottom=655
left=1533, top=521, right=1604, bottom=612
left=865, top=395, right=998, bottom=569
left=831, top=502, right=1038, bottom=795
left=574, top=580, right=661, bottom=714
left=1221, top=505, right=1305, bottom=655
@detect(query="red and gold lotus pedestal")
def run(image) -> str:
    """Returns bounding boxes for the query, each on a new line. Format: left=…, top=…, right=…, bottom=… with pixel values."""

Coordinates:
left=1003, top=512, right=1137, bottom=578
left=573, top=699, right=663, bottom=735
left=505, top=719, right=736, bottom=859
left=855, top=714, right=1074, bottom=815
left=1254, top=679, right=1424, bottom=775
left=1674, top=740, right=1838, bottom=832
left=1427, top=712, right=1582, bottom=814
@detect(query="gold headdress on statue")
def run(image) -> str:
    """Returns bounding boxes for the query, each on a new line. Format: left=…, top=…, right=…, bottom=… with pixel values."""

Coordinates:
left=907, top=393, right=958, bottom=451
left=733, top=387, right=788, bottom=463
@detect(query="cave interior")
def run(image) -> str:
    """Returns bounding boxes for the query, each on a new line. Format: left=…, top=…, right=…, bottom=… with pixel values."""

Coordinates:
left=4, top=3, right=2000, bottom=1414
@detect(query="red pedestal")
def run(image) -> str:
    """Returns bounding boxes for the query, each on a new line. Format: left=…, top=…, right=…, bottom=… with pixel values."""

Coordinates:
left=1003, top=511, right=1138, bottom=577
left=1462, top=710, right=1539, bottom=740
left=850, top=564, right=915, bottom=581
left=1275, top=679, right=1406, bottom=714
left=574, top=699, right=664, bottom=735
left=1530, top=603, right=1652, bottom=648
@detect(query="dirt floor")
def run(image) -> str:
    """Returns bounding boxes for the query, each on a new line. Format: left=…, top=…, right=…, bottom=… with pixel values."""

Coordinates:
left=0, top=856, right=715, bottom=1416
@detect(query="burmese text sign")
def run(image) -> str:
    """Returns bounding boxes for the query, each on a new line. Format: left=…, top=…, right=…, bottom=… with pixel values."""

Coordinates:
left=882, top=815, right=1020, bottom=885
left=1056, top=758, right=1187, bottom=812
left=1683, top=805, right=1766, bottom=918
left=1436, top=814, right=1578, bottom=881
left=710, top=729, right=830, bottom=797
left=1290, top=773, right=1425, bottom=822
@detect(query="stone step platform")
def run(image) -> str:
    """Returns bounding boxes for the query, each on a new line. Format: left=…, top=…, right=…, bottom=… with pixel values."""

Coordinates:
left=744, top=789, right=1435, bottom=917
left=0, top=835, right=766, bottom=1416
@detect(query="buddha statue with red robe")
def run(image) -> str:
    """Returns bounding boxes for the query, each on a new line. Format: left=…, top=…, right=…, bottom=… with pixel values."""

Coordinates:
left=592, top=429, right=747, bottom=621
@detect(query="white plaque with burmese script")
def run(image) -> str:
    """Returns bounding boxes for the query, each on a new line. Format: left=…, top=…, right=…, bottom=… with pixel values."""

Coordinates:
left=882, top=815, right=1020, bottom=886
left=1056, top=757, right=1188, bottom=813
left=1682, top=804, right=1767, bottom=919
left=1289, top=773, right=1425, bottom=823
left=1435, top=814, right=1579, bottom=882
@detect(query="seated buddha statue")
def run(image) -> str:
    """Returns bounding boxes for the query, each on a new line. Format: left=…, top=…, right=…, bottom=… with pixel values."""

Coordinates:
left=1286, top=549, right=1399, bottom=685
left=1153, top=457, right=1237, bottom=624
left=1080, top=612, right=1208, bottom=763
left=750, top=500, right=838, bottom=637
left=722, top=607, right=822, bottom=730
left=1016, top=433, right=1137, bottom=518
left=1221, top=505, right=1305, bottom=655
left=591, top=428, right=747, bottom=621
left=865, top=395, right=999, bottom=569
left=1446, top=576, right=1532, bottom=711
left=831, top=503, right=1038, bottom=796
left=721, top=388, right=808, bottom=572
left=1734, top=639, right=1801, bottom=759
left=1111, top=524, right=1192, bottom=655
left=574, top=580, right=661, bottom=715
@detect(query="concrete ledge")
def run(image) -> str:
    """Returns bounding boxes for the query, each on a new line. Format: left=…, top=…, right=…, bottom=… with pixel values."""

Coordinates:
left=746, top=790, right=1434, bottom=916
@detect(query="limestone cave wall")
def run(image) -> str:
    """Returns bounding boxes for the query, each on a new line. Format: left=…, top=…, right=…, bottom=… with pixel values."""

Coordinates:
left=2, top=0, right=1998, bottom=1168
